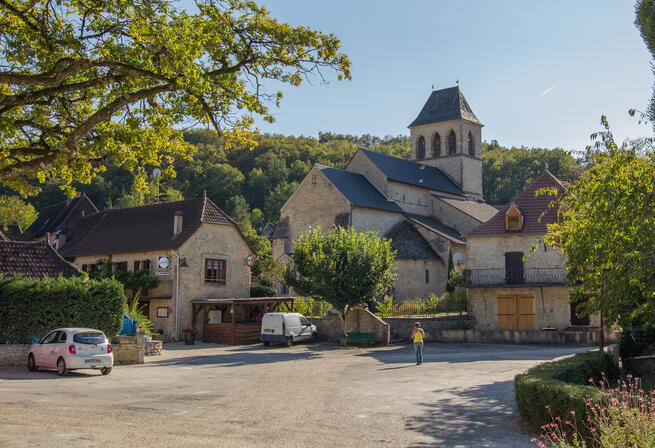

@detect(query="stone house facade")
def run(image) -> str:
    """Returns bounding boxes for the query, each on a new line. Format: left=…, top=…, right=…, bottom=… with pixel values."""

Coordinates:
left=465, top=171, right=598, bottom=331
left=62, top=195, right=252, bottom=341
left=273, top=87, right=497, bottom=298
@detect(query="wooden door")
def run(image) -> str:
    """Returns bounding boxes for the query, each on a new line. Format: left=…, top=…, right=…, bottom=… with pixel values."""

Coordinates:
left=497, top=295, right=535, bottom=331
left=497, top=295, right=518, bottom=330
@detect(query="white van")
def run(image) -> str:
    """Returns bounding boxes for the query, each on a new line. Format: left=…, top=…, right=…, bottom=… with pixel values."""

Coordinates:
left=260, top=313, right=317, bottom=346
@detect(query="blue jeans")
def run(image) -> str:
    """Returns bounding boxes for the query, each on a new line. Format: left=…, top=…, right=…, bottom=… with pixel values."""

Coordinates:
left=414, top=342, right=424, bottom=364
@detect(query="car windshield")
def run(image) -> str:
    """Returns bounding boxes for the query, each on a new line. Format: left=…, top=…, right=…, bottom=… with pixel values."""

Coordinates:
left=73, top=332, right=106, bottom=345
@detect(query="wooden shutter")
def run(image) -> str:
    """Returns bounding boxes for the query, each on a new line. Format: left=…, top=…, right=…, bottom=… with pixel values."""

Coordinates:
left=497, top=295, right=517, bottom=330
left=517, top=295, right=535, bottom=331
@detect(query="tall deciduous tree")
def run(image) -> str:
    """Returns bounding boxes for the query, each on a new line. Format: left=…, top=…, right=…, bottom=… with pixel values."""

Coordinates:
left=541, top=117, right=655, bottom=329
left=636, top=0, right=655, bottom=124
left=0, top=0, right=351, bottom=196
left=283, top=227, right=397, bottom=343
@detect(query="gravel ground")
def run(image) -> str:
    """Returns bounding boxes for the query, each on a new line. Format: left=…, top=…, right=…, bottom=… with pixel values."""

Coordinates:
left=0, top=342, right=588, bottom=447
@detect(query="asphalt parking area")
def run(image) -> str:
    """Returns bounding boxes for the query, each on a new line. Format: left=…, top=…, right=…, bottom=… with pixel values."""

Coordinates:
left=0, top=342, right=588, bottom=447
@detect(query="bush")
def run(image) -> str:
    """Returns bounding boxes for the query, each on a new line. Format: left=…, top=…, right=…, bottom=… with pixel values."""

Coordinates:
left=0, top=275, right=126, bottom=343
left=515, top=351, right=620, bottom=433
left=250, top=283, right=277, bottom=297
left=438, top=289, right=467, bottom=314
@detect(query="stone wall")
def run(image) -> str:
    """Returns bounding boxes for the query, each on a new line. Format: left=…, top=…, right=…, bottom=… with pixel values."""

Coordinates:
left=386, top=316, right=475, bottom=342
left=0, top=345, right=30, bottom=367
left=345, top=150, right=388, bottom=196
left=350, top=207, right=403, bottom=237
left=392, top=259, right=445, bottom=299
left=112, top=335, right=145, bottom=364
left=429, top=328, right=617, bottom=346
left=309, top=308, right=390, bottom=345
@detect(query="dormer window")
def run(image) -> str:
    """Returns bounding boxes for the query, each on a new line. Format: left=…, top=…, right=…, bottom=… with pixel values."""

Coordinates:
left=174, top=211, right=183, bottom=235
left=505, top=203, right=523, bottom=231
left=417, top=136, right=425, bottom=159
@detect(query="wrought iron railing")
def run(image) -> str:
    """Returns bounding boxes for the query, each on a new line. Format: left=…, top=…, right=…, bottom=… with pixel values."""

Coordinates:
left=464, top=268, right=567, bottom=287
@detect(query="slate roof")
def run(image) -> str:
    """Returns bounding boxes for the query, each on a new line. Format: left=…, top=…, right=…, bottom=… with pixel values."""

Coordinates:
left=384, top=221, right=441, bottom=261
left=272, top=217, right=290, bottom=240
left=62, top=195, right=239, bottom=257
left=467, top=171, right=565, bottom=237
left=408, top=86, right=482, bottom=127
left=404, top=213, right=465, bottom=245
left=318, top=166, right=404, bottom=213
left=357, top=149, right=465, bottom=196
left=0, top=241, right=81, bottom=278
left=25, top=193, right=98, bottom=238
left=431, top=194, right=499, bottom=223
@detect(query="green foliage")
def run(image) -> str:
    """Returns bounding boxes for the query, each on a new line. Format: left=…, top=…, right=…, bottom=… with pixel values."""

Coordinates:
left=284, top=227, right=397, bottom=334
left=250, top=283, right=277, bottom=298
left=514, top=351, right=620, bottom=432
left=446, top=249, right=455, bottom=293
left=0, top=195, right=37, bottom=231
left=541, top=119, right=655, bottom=329
left=125, top=296, right=153, bottom=337
left=87, top=257, right=159, bottom=294
left=375, top=296, right=398, bottom=318
left=636, top=0, right=655, bottom=125
left=0, top=0, right=351, bottom=197
left=0, top=275, right=126, bottom=343
left=288, top=297, right=332, bottom=317
left=482, top=141, right=577, bottom=205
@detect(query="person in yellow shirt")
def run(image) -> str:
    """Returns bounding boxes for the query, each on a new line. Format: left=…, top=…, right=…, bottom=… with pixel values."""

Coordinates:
left=411, top=322, right=425, bottom=365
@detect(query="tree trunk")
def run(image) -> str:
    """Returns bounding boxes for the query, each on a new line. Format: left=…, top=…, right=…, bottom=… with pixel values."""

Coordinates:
left=339, top=306, right=348, bottom=346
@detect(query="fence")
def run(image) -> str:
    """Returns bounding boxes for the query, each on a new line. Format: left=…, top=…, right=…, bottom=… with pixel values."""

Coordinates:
left=279, top=295, right=467, bottom=319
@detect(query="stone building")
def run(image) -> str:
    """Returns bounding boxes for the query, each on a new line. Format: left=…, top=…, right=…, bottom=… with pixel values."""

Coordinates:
left=61, top=194, right=252, bottom=341
left=23, top=192, right=98, bottom=248
left=465, top=171, right=597, bottom=331
left=273, top=87, right=497, bottom=298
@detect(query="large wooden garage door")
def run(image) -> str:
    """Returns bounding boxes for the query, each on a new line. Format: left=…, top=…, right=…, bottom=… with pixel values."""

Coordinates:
left=497, top=295, right=535, bottom=330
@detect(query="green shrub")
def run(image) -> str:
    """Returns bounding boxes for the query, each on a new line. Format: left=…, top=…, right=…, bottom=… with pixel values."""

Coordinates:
left=437, top=289, right=467, bottom=314
left=0, top=275, right=126, bottom=343
left=515, top=351, right=620, bottom=432
left=250, top=283, right=277, bottom=297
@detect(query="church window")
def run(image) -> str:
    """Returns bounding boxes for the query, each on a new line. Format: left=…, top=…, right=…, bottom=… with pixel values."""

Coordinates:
left=448, top=130, right=456, bottom=154
left=417, top=136, right=425, bottom=159
left=425, top=269, right=430, bottom=284
left=505, top=203, right=523, bottom=231
left=432, top=133, right=441, bottom=157
left=468, top=131, right=475, bottom=156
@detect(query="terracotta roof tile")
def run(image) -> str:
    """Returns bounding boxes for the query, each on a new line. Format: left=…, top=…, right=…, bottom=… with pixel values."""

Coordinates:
left=62, top=196, right=236, bottom=257
left=466, top=171, right=564, bottom=237
left=0, top=241, right=81, bottom=278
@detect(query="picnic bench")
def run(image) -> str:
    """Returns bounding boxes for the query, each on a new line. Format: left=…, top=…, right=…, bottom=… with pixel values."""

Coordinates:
left=336, top=332, right=375, bottom=345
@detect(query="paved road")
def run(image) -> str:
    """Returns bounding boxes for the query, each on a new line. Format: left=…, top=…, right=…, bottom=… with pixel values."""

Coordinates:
left=0, top=342, right=588, bottom=447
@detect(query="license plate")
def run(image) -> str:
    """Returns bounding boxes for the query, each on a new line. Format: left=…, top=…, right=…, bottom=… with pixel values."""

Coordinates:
left=84, top=359, right=102, bottom=364
left=263, top=329, right=273, bottom=333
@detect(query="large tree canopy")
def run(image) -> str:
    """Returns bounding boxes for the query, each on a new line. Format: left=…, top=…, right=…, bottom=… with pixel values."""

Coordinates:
left=541, top=118, right=655, bottom=328
left=0, top=0, right=351, bottom=196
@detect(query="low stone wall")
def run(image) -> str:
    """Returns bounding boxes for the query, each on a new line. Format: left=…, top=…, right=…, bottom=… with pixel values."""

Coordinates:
left=0, top=345, right=30, bottom=367
left=309, top=308, right=390, bottom=345
left=112, top=335, right=145, bottom=365
left=145, top=340, right=162, bottom=356
left=428, top=328, right=618, bottom=346
left=386, top=315, right=475, bottom=342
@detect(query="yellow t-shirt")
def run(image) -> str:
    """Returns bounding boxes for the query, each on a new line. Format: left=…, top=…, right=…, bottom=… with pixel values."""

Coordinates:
left=413, top=329, right=424, bottom=343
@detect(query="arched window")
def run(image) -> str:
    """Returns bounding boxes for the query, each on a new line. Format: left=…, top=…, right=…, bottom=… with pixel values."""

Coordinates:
left=417, top=136, right=425, bottom=159
left=448, top=130, right=456, bottom=154
left=468, top=131, right=475, bottom=156
left=432, top=133, right=441, bottom=157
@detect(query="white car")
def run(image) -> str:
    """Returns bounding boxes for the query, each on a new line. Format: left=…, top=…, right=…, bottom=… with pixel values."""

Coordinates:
left=27, top=328, right=114, bottom=376
left=260, top=313, right=317, bottom=347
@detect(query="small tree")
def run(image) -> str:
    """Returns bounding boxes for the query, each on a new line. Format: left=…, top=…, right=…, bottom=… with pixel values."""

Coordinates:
left=283, top=227, right=397, bottom=344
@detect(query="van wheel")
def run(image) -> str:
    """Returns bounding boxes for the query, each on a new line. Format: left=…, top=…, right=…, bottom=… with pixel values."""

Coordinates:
left=56, top=358, right=68, bottom=376
left=263, top=341, right=270, bottom=347
left=285, top=337, right=293, bottom=347
left=100, top=367, right=112, bottom=375
left=27, top=354, right=38, bottom=371
left=310, top=332, right=317, bottom=343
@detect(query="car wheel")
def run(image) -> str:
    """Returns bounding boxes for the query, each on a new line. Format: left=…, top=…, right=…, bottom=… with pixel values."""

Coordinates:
left=100, top=367, right=112, bottom=375
left=56, top=358, right=68, bottom=376
left=310, top=332, right=317, bottom=343
left=27, top=354, right=38, bottom=372
left=285, top=336, right=293, bottom=347
left=263, top=341, right=270, bottom=347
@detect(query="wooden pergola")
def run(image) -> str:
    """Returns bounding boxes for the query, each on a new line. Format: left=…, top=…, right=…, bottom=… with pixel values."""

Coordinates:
left=191, top=297, right=295, bottom=345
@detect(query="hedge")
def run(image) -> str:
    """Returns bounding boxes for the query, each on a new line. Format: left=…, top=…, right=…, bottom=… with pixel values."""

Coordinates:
left=515, top=351, right=620, bottom=432
left=0, top=275, right=126, bottom=344
left=250, top=283, right=277, bottom=298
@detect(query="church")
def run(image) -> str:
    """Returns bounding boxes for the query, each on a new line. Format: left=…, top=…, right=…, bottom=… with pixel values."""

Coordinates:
left=272, top=87, right=498, bottom=298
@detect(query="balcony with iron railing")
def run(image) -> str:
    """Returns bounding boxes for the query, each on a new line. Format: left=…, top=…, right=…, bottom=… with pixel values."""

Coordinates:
left=464, top=268, right=567, bottom=287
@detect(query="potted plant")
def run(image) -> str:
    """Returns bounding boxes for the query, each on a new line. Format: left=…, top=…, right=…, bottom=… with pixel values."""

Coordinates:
left=182, top=325, right=200, bottom=345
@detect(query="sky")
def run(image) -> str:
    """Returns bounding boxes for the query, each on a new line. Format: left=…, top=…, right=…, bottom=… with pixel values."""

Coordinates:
left=179, top=0, right=654, bottom=153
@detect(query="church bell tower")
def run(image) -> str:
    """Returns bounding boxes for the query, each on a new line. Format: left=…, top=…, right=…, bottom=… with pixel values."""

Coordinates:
left=408, top=86, right=483, bottom=199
